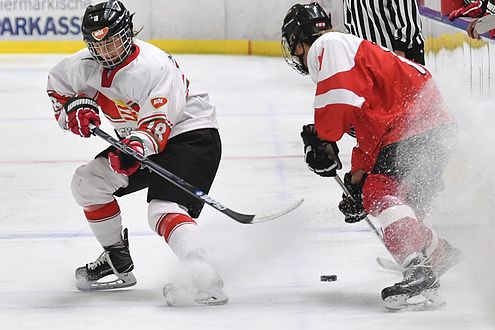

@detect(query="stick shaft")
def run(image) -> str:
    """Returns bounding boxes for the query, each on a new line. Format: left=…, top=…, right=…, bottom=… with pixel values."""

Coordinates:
left=334, top=175, right=401, bottom=265
left=91, top=126, right=256, bottom=223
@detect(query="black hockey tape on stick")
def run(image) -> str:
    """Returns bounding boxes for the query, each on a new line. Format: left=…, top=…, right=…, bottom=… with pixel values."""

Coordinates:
left=320, top=274, right=337, bottom=282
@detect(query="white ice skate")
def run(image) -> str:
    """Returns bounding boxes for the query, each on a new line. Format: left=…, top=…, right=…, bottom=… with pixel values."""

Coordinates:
left=162, top=257, right=228, bottom=307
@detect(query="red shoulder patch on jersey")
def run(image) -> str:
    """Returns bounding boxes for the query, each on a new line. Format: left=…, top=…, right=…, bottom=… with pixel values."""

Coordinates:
left=92, top=27, right=109, bottom=41
left=151, top=97, right=168, bottom=109
left=318, top=47, right=325, bottom=71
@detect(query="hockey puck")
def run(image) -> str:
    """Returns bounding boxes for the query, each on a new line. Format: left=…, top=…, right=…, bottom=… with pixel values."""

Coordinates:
left=320, top=274, right=337, bottom=282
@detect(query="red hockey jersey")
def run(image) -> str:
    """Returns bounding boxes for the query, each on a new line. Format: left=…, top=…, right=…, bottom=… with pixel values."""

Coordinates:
left=307, top=32, right=453, bottom=173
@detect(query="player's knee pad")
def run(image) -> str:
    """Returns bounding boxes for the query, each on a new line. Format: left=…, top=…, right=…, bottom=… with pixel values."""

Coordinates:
left=148, top=200, right=195, bottom=241
left=71, top=157, right=129, bottom=207
left=362, top=173, right=406, bottom=216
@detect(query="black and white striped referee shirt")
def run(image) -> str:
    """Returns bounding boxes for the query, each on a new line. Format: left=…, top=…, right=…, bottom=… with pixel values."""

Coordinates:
left=344, top=0, right=424, bottom=52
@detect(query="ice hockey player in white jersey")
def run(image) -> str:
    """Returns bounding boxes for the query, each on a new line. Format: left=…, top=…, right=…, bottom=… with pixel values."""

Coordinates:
left=46, top=0, right=227, bottom=306
left=281, top=3, right=461, bottom=310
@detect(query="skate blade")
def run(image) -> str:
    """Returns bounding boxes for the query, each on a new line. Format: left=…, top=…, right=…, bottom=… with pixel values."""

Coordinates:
left=76, top=272, right=137, bottom=291
left=384, top=288, right=446, bottom=312
left=163, top=283, right=229, bottom=307
left=195, top=291, right=229, bottom=306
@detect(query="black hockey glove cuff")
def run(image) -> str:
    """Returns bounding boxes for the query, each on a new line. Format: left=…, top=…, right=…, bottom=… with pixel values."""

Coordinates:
left=338, top=172, right=368, bottom=223
left=301, top=124, right=342, bottom=177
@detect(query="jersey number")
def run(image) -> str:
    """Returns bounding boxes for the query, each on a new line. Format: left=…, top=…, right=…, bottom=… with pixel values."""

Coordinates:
left=147, top=121, right=168, bottom=141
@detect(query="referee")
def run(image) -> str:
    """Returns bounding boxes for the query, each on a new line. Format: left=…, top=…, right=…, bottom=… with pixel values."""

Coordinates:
left=344, top=0, right=425, bottom=65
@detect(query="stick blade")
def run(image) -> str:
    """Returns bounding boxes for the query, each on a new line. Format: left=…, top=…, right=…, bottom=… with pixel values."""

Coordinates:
left=376, top=257, right=403, bottom=272
left=251, top=198, right=304, bottom=223
left=221, top=199, right=303, bottom=224
left=475, top=14, right=495, bottom=34
left=222, top=209, right=255, bottom=224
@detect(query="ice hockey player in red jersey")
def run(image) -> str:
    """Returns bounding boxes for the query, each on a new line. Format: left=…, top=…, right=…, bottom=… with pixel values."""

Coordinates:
left=46, top=0, right=227, bottom=306
left=281, top=3, right=461, bottom=310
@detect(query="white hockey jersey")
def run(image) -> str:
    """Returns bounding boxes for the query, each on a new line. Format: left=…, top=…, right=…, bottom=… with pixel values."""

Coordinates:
left=47, top=39, right=218, bottom=156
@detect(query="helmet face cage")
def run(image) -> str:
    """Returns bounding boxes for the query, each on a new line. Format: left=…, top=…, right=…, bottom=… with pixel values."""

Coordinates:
left=281, top=35, right=308, bottom=75
left=82, top=0, right=134, bottom=70
left=85, top=26, right=133, bottom=69
left=281, top=2, right=331, bottom=75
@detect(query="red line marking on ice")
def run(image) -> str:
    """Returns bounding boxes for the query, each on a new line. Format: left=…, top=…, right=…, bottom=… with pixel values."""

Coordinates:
left=0, top=155, right=302, bottom=165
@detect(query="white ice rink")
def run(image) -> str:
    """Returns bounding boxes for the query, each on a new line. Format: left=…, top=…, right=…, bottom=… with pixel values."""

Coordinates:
left=0, top=52, right=494, bottom=329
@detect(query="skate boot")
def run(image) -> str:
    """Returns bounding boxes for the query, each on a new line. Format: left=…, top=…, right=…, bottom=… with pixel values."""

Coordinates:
left=75, top=228, right=137, bottom=291
left=381, top=255, right=445, bottom=311
left=163, top=277, right=228, bottom=307
left=163, top=252, right=228, bottom=306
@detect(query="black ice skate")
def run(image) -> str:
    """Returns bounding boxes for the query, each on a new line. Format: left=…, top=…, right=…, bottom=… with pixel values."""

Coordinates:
left=75, top=228, right=137, bottom=291
left=381, top=256, right=445, bottom=311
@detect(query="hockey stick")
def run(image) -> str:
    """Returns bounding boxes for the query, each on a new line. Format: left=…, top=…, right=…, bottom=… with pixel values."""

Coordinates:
left=376, top=257, right=404, bottom=272
left=334, top=175, right=385, bottom=242
left=90, top=126, right=303, bottom=224
left=334, top=174, right=402, bottom=270
left=474, top=14, right=495, bottom=34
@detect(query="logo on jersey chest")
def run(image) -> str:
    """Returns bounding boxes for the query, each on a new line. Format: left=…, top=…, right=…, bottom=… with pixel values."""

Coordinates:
left=151, top=97, right=168, bottom=109
left=91, top=27, right=109, bottom=41
left=101, top=99, right=139, bottom=122
left=114, top=100, right=139, bottom=121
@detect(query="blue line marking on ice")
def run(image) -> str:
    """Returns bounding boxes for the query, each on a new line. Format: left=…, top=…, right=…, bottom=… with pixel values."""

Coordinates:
left=0, top=231, right=155, bottom=240
left=266, top=103, right=289, bottom=199
left=0, top=227, right=372, bottom=240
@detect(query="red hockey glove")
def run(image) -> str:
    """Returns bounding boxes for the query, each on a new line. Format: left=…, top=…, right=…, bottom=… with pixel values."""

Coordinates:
left=449, top=1, right=484, bottom=20
left=64, top=94, right=101, bottom=138
left=300, top=124, right=342, bottom=177
left=108, top=137, right=144, bottom=176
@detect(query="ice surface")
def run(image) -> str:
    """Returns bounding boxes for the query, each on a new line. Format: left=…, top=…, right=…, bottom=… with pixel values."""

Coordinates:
left=0, top=53, right=494, bottom=329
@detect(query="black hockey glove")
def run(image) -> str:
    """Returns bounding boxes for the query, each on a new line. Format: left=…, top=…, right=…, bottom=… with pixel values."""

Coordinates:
left=300, top=124, right=342, bottom=177
left=338, top=172, right=368, bottom=223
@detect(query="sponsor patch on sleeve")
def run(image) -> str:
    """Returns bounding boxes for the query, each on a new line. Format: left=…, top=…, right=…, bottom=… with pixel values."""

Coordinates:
left=151, top=97, right=168, bottom=109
